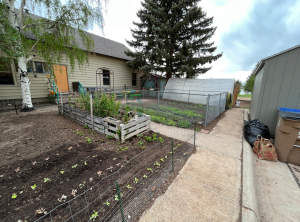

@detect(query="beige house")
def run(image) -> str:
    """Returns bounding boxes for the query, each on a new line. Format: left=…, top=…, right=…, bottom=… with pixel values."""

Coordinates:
left=0, top=32, right=142, bottom=103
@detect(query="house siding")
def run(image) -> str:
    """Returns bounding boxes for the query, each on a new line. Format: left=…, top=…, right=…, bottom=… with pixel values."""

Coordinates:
left=0, top=53, right=141, bottom=101
left=250, top=47, right=300, bottom=136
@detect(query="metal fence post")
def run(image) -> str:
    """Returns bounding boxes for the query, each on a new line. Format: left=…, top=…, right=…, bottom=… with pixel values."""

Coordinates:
left=188, top=90, right=190, bottom=103
left=14, top=101, right=18, bottom=115
left=204, top=94, right=210, bottom=127
left=60, top=89, right=63, bottom=115
left=116, top=182, right=125, bottom=222
left=126, top=86, right=128, bottom=105
left=90, top=94, right=94, bottom=130
left=157, top=90, right=160, bottom=111
left=172, top=139, right=174, bottom=172
left=194, top=121, right=196, bottom=147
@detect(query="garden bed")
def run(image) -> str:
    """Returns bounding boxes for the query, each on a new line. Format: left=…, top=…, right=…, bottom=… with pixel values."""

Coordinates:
left=61, top=103, right=151, bottom=143
left=0, top=109, right=192, bottom=222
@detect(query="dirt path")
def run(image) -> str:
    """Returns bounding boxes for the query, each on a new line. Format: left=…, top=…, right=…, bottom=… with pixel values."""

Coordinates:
left=141, top=108, right=244, bottom=221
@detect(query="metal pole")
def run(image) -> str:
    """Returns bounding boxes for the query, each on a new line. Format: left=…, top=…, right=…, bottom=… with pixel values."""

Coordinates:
left=188, top=90, right=190, bottom=103
left=126, top=85, right=128, bottom=104
left=157, top=89, right=160, bottom=111
left=194, top=121, right=196, bottom=147
left=60, top=89, right=63, bottom=115
left=116, top=182, right=125, bottom=222
left=172, top=139, right=174, bottom=173
left=90, top=94, right=94, bottom=130
left=204, top=94, right=210, bottom=127
left=14, top=101, right=18, bottom=115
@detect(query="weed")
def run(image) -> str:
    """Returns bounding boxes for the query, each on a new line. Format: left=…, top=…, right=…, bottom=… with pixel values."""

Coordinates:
left=72, top=164, right=78, bottom=168
left=160, top=158, right=164, bottom=162
left=44, top=178, right=51, bottom=183
left=158, top=137, right=164, bottom=144
left=31, top=184, right=37, bottom=190
left=11, top=193, right=17, bottom=199
left=147, top=168, right=152, bottom=171
left=124, top=146, right=129, bottom=150
left=140, top=145, right=145, bottom=150
left=134, top=178, right=139, bottom=183
left=84, top=125, right=89, bottom=129
left=137, top=134, right=143, bottom=138
left=93, top=155, right=97, bottom=158
left=71, top=189, right=77, bottom=197
left=152, top=134, right=157, bottom=141
left=126, top=185, right=132, bottom=189
left=90, top=210, right=98, bottom=221
left=143, top=175, right=147, bottom=179
left=84, top=161, right=87, bottom=165
left=106, top=135, right=114, bottom=139
left=60, top=171, right=65, bottom=174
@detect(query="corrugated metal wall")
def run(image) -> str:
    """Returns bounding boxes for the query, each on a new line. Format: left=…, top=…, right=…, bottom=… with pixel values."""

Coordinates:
left=250, top=47, right=300, bottom=136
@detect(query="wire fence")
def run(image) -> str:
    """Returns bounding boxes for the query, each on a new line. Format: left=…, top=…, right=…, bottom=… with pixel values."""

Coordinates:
left=34, top=138, right=194, bottom=222
left=94, top=89, right=228, bottom=127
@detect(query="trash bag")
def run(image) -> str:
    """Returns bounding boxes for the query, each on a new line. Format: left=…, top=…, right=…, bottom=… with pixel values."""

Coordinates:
left=244, top=119, right=270, bottom=147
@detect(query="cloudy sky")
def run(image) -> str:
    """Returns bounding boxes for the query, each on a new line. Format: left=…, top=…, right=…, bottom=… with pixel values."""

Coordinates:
left=91, top=0, right=300, bottom=82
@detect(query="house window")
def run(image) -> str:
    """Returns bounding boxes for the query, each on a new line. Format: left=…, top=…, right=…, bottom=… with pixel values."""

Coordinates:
left=34, top=62, right=50, bottom=74
left=27, top=61, right=34, bottom=73
left=0, top=61, right=14, bottom=85
left=103, top=70, right=110, bottom=85
left=132, top=73, right=137, bottom=86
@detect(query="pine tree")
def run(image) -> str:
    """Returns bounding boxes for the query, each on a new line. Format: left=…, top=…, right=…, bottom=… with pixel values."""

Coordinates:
left=125, top=0, right=222, bottom=80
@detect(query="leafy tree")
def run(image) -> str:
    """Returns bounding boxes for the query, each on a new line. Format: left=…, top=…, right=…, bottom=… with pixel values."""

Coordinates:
left=0, top=3, right=23, bottom=70
left=244, top=62, right=260, bottom=94
left=3, top=0, right=106, bottom=111
left=125, top=0, right=222, bottom=80
left=235, top=79, right=242, bottom=94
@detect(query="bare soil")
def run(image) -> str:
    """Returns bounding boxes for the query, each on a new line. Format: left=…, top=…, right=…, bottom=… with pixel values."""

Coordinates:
left=0, top=107, right=192, bottom=222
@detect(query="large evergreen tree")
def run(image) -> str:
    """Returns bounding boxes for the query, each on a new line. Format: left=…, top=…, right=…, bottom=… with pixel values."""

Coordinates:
left=125, top=0, right=222, bottom=80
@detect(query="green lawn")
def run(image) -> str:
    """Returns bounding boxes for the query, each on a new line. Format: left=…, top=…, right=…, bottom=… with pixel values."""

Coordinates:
left=238, top=94, right=252, bottom=98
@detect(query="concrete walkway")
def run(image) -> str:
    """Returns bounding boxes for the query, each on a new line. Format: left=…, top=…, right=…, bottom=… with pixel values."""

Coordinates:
left=140, top=108, right=244, bottom=221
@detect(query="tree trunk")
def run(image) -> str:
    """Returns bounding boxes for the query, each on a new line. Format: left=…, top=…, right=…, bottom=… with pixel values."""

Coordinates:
left=5, top=0, right=34, bottom=111
left=166, top=58, right=172, bottom=81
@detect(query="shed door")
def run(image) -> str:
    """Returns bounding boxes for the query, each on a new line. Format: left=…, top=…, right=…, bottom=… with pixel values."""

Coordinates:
left=54, top=65, right=69, bottom=93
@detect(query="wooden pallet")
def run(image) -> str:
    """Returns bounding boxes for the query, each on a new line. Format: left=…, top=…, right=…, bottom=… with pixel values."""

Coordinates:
left=62, top=104, right=151, bottom=142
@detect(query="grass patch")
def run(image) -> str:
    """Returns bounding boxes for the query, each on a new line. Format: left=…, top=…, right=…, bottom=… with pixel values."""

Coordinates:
left=238, top=94, right=252, bottom=97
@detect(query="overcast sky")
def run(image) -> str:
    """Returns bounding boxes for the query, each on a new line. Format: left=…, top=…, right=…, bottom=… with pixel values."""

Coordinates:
left=91, top=0, right=300, bottom=82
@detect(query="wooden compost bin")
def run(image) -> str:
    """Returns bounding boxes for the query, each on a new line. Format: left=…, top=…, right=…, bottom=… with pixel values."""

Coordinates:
left=61, top=104, right=151, bottom=142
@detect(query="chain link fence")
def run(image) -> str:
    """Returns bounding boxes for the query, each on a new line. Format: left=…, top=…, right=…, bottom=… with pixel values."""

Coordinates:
left=34, top=139, right=194, bottom=222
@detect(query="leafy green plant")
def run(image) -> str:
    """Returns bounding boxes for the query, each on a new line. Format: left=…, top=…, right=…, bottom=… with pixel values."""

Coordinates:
left=90, top=210, right=98, bottom=221
left=44, top=178, right=51, bottom=183
left=138, top=141, right=144, bottom=146
left=47, top=94, right=56, bottom=103
left=106, top=135, right=114, bottom=140
left=134, top=178, right=139, bottom=183
left=84, top=125, right=89, bottom=129
left=137, top=134, right=143, bottom=138
left=141, top=145, right=145, bottom=150
left=31, top=184, right=37, bottom=190
left=85, top=137, right=92, bottom=144
left=158, top=137, right=164, bottom=144
left=11, top=193, right=17, bottom=199
left=76, top=131, right=84, bottom=136
left=160, top=158, right=164, bottom=162
left=152, top=134, right=157, bottom=141
left=143, top=175, right=147, bottom=178
left=154, top=162, right=160, bottom=166
left=126, top=185, right=132, bottom=189
left=144, top=136, right=152, bottom=142
left=147, top=168, right=152, bottom=171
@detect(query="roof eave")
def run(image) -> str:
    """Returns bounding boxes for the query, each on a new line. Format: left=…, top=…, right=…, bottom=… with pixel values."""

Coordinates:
left=254, top=60, right=265, bottom=76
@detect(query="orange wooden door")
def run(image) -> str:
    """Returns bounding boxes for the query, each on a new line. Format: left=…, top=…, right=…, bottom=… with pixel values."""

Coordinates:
left=53, top=65, right=69, bottom=93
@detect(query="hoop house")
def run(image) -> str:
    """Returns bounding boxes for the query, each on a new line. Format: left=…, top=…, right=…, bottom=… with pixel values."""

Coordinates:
left=163, top=78, right=235, bottom=105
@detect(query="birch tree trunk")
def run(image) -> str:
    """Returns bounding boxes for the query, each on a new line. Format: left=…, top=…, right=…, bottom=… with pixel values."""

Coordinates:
left=5, top=0, right=34, bottom=111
